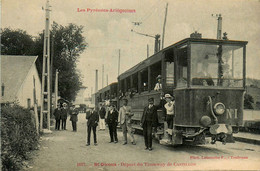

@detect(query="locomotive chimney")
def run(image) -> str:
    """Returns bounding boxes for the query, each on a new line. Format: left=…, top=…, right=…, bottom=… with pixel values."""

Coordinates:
left=217, top=14, right=222, bottom=39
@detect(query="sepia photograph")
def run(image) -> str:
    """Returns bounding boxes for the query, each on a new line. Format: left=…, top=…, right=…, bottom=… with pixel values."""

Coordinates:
left=1, top=0, right=260, bottom=170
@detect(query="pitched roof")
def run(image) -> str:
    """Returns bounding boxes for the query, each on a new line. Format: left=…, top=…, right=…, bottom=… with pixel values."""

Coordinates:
left=1, top=55, right=38, bottom=103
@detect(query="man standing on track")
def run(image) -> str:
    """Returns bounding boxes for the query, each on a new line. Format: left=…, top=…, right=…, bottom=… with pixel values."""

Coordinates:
left=53, top=103, right=62, bottom=130
left=140, top=98, right=158, bottom=151
left=118, top=98, right=136, bottom=145
left=70, top=105, right=79, bottom=132
left=86, top=107, right=99, bottom=146
left=61, top=103, right=68, bottom=130
left=107, top=104, right=118, bottom=143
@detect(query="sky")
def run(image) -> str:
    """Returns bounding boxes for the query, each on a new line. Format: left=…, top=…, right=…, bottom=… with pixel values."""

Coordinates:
left=2, top=0, right=260, bottom=97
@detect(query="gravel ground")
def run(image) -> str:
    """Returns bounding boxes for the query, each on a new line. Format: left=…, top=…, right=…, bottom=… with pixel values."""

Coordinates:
left=25, top=114, right=260, bottom=171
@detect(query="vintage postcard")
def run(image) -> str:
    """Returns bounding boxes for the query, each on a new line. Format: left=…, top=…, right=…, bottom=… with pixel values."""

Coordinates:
left=1, top=0, right=260, bottom=170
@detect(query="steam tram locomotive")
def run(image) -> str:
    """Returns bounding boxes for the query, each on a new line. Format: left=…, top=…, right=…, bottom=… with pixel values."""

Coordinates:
left=96, top=37, right=248, bottom=145
left=118, top=37, right=248, bottom=145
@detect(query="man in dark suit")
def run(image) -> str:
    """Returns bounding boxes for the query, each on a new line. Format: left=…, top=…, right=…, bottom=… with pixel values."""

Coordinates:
left=70, top=105, right=79, bottom=132
left=140, top=98, right=159, bottom=151
left=53, top=103, right=62, bottom=130
left=86, top=107, right=99, bottom=146
left=107, top=104, right=119, bottom=143
left=61, top=103, right=68, bottom=130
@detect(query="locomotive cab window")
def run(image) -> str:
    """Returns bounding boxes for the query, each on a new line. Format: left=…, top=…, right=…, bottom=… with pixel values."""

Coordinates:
left=150, top=61, right=162, bottom=91
left=176, top=45, right=188, bottom=88
left=191, top=43, right=244, bottom=87
left=166, top=61, right=174, bottom=88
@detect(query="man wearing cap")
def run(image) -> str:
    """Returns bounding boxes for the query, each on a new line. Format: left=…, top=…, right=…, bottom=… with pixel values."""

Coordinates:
left=154, top=75, right=162, bottom=91
left=86, top=107, right=99, bottom=146
left=61, top=103, right=68, bottom=130
left=107, top=104, right=119, bottom=143
left=70, top=105, right=79, bottom=132
left=140, top=97, right=159, bottom=151
left=164, top=94, right=175, bottom=136
left=53, top=103, right=62, bottom=130
left=118, top=99, right=136, bottom=145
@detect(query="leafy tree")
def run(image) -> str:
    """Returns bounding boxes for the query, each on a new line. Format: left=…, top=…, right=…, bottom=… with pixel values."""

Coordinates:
left=1, top=23, right=87, bottom=102
left=33, top=22, right=87, bottom=101
left=1, top=28, right=35, bottom=55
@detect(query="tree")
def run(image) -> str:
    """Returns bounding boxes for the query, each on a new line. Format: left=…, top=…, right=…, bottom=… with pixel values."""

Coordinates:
left=33, top=22, right=87, bottom=101
left=1, top=23, right=87, bottom=102
left=1, top=28, right=35, bottom=55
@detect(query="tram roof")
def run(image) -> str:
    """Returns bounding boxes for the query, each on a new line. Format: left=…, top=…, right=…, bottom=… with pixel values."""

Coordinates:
left=96, top=82, right=118, bottom=94
left=118, top=38, right=248, bottom=80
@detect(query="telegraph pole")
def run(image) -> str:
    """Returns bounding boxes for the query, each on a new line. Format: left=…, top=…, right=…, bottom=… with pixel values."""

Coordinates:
left=33, top=76, right=39, bottom=135
left=131, top=29, right=160, bottom=54
left=162, top=3, right=168, bottom=49
left=106, top=74, right=108, bottom=86
left=147, top=44, right=149, bottom=58
left=40, top=0, right=51, bottom=132
left=54, top=69, right=59, bottom=108
left=102, top=64, right=104, bottom=88
left=95, top=69, right=98, bottom=93
left=118, top=49, right=121, bottom=76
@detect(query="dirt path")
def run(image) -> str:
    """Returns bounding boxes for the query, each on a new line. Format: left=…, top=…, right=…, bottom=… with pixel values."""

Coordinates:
left=25, top=113, right=260, bottom=171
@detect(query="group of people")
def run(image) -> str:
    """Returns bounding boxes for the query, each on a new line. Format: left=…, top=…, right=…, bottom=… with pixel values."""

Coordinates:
left=53, top=103, right=79, bottom=132
left=53, top=73, right=175, bottom=152
left=85, top=92, right=175, bottom=151
left=85, top=103, right=119, bottom=146
left=85, top=99, right=137, bottom=146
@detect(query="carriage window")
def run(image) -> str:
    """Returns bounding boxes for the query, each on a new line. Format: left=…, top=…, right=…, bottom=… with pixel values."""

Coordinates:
left=99, top=93, right=102, bottom=102
left=166, top=62, right=174, bottom=87
left=119, top=80, right=125, bottom=96
left=105, top=90, right=110, bottom=100
left=132, top=73, right=138, bottom=93
left=191, top=44, right=243, bottom=87
left=111, top=84, right=118, bottom=99
left=151, top=61, right=161, bottom=90
left=176, top=46, right=188, bottom=88
left=140, top=68, right=148, bottom=92
left=126, top=77, right=131, bottom=92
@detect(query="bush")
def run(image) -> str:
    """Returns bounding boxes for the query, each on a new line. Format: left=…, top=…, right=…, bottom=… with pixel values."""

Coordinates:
left=1, top=104, right=39, bottom=170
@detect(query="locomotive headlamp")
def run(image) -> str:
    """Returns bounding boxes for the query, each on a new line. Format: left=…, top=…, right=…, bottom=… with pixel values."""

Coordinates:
left=214, top=102, right=225, bottom=115
left=200, top=116, right=212, bottom=127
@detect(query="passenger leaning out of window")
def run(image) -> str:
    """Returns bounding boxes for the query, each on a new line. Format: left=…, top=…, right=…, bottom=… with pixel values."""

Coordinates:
left=164, top=94, right=175, bottom=136
left=154, top=75, right=162, bottom=91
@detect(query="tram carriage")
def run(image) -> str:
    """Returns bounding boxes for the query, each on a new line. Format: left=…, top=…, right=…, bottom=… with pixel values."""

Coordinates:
left=117, top=37, right=248, bottom=145
left=94, top=82, right=118, bottom=107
